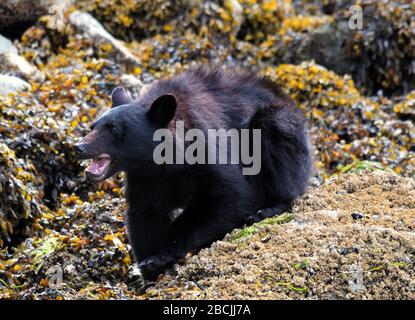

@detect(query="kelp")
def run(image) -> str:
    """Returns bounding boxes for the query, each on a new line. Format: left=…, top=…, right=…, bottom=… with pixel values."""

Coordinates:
left=0, top=0, right=413, bottom=300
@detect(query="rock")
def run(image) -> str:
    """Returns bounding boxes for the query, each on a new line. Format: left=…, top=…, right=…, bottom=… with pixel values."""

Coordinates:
left=351, top=212, right=364, bottom=220
left=151, top=170, right=415, bottom=300
left=0, top=0, right=53, bottom=38
left=119, top=74, right=142, bottom=88
left=272, top=2, right=415, bottom=95
left=119, top=74, right=143, bottom=97
left=0, top=52, right=45, bottom=82
left=0, top=0, right=73, bottom=38
left=0, top=74, right=31, bottom=95
left=287, top=22, right=353, bottom=76
left=69, top=11, right=141, bottom=67
left=0, top=34, right=17, bottom=54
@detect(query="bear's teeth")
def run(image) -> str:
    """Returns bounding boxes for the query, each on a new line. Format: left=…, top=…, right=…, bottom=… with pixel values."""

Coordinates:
left=86, top=155, right=111, bottom=176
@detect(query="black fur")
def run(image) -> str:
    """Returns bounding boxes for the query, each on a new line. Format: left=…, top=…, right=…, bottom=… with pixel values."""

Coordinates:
left=76, top=65, right=312, bottom=281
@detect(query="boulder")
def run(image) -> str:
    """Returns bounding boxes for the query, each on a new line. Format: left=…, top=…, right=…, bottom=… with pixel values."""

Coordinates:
left=0, top=0, right=52, bottom=38
left=0, top=34, right=17, bottom=54
left=0, top=74, right=31, bottom=95
left=151, top=171, right=415, bottom=300
left=267, top=1, right=415, bottom=95
left=0, top=0, right=73, bottom=38
left=0, top=52, right=45, bottom=82
left=69, top=11, right=141, bottom=67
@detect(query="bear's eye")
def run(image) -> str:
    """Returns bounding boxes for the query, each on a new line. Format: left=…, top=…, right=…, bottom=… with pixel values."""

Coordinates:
left=105, top=123, right=114, bottom=134
left=105, top=122, right=122, bottom=139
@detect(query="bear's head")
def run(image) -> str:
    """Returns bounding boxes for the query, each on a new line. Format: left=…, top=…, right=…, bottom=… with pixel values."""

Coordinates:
left=75, top=87, right=177, bottom=181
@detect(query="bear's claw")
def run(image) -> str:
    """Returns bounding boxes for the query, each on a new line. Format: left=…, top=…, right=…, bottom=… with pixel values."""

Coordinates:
left=138, top=259, right=154, bottom=268
left=245, top=209, right=264, bottom=226
left=245, top=207, right=288, bottom=226
left=138, top=253, right=174, bottom=281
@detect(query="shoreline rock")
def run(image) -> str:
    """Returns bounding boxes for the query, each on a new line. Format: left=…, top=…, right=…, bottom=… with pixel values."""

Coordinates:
left=0, top=34, right=18, bottom=54
left=0, top=52, right=45, bottom=82
left=148, top=170, right=415, bottom=300
left=0, top=74, right=31, bottom=95
left=69, top=11, right=141, bottom=68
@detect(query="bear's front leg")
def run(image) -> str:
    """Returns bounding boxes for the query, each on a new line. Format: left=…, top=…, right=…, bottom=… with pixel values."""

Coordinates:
left=127, top=205, right=171, bottom=268
left=138, top=194, right=253, bottom=281
left=137, top=251, right=176, bottom=281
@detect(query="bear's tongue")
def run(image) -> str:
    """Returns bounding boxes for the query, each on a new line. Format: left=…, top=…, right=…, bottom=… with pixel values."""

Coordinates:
left=85, top=155, right=110, bottom=177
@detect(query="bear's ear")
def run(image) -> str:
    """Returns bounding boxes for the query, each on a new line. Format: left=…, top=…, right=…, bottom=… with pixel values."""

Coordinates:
left=147, top=94, right=177, bottom=127
left=111, top=87, right=132, bottom=108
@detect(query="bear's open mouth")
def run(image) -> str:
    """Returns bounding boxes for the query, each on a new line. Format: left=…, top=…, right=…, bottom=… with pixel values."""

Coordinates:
left=85, top=154, right=111, bottom=180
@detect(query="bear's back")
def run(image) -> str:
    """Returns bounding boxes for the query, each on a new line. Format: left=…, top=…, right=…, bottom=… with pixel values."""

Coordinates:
left=138, top=65, right=291, bottom=131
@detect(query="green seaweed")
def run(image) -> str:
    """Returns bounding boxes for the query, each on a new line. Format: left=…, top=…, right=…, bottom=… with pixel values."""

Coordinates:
left=367, top=261, right=409, bottom=272
left=294, top=259, right=310, bottom=270
left=32, top=235, right=65, bottom=273
left=263, top=275, right=309, bottom=293
left=391, top=262, right=408, bottom=268
left=0, top=278, right=27, bottom=289
left=336, top=160, right=394, bottom=175
left=367, top=265, right=384, bottom=272
left=229, top=213, right=294, bottom=242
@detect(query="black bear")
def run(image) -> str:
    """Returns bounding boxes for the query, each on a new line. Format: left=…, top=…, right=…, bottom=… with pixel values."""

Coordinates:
left=76, top=65, right=312, bottom=281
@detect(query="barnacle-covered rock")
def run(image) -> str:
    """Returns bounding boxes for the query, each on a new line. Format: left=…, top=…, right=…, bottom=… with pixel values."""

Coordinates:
left=0, top=34, right=17, bottom=54
left=0, top=52, right=45, bottom=82
left=149, top=170, right=415, bottom=300
left=0, top=75, right=31, bottom=95
left=69, top=11, right=142, bottom=68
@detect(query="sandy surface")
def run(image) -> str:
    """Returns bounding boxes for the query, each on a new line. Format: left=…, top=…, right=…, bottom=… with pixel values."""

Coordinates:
left=142, top=170, right=415, bottom=299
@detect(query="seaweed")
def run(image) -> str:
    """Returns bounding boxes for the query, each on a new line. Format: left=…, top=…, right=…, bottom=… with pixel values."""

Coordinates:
left=229, top=213, right=294, bottom=242
left=0, top=0, right=413, bottom=300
